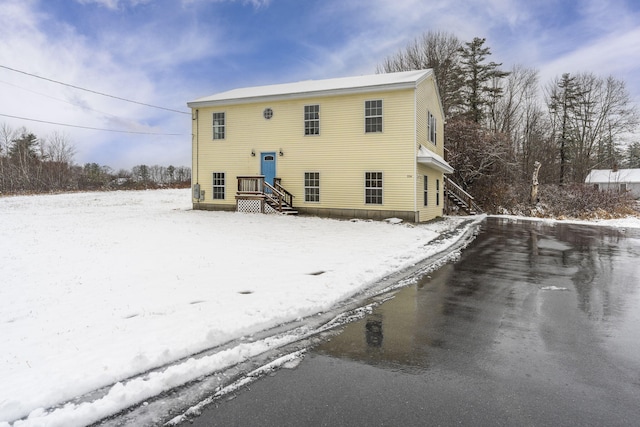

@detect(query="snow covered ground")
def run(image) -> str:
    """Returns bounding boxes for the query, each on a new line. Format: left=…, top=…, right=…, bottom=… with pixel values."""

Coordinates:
left=0, top=189, right=480, bottom=427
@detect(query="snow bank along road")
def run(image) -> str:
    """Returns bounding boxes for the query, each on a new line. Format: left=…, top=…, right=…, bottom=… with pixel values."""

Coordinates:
left=0, top=189, right=483, bottom=427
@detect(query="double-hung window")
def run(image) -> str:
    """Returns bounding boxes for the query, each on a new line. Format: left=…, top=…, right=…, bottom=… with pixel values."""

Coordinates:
left=304, top=105, right=320, bottom=136
left=213, top=112, right=225, bottom=140
left=428, top=111, right=436, bottom=145
left=423, top=176, right=429, bottom=206
left=212, top=172, right=225, bottom=199
left=304, top=172, right=320, bottom=202
left=365, top=100, right=383, bottom=133
left=365, top=172, right=383, bottom=204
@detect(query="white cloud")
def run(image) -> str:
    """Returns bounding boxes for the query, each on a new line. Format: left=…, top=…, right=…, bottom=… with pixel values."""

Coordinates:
left=337, top=0, right=640, bottom=96
left=181, top=0, right=270, bottom=8
left=1, top=0, right=638, bottom=169
left=0, top=0, right=193, bottom=168
left=74, top=0, right=153, bottom=10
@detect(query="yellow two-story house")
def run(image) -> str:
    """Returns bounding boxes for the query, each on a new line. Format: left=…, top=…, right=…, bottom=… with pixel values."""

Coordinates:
left=187, top=69, right=453, bottom=222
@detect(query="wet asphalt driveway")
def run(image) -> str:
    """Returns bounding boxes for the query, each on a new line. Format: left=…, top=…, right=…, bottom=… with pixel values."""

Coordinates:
left=190, top=217, right=640, bottom=426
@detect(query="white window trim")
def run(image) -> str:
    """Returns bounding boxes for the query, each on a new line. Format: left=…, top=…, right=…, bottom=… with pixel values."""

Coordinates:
left=304, top=171, right=320, bottom=203
left=212, top=172, right=225, bottom=200
left=213, top=112, right=226, bottom=140
left=364, top=171, right=383, bottom=205
left=423, top=175, right=429, bottom=206
left=428, top=111, right=437, bottom=145
left=364, top=99, right=383, bottom=133
left=304, top=104, right=320, bottom=136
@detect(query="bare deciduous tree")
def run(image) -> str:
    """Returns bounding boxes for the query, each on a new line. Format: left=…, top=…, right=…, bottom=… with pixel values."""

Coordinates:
left=42, top=131, right=77, bottom=190
left=547, top=73, right=639, bottom=184
left=377, top=31, right=463, bottom=117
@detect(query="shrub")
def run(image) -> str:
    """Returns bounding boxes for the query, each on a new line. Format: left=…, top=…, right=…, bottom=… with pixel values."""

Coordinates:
left=495, top=183, right=638, bottom=219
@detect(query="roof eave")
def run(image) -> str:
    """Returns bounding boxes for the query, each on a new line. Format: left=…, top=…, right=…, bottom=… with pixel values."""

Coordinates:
left=187, top=81, right=419, bottom=109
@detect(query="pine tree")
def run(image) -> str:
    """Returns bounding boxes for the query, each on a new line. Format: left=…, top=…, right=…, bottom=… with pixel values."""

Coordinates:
left=625, top=142, right=640, bottom=168
left=458, top=37, right=510, bottom=124
left=9, top=132, right=39, bottom=162
left=547, top=73, right=580, bottom=185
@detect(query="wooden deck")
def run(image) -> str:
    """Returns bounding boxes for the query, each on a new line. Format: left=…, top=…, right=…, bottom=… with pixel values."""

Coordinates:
left=236, top=176, right=297, bottom=215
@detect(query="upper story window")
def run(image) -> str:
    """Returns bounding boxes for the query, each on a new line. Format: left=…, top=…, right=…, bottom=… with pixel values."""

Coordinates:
left=304, top=105, right=320, bottom=136
left=213, top=112, right=225, bottom=140
left=428, top=111, right=436, bottom=145
left=365, top=100, right=383, bottom=133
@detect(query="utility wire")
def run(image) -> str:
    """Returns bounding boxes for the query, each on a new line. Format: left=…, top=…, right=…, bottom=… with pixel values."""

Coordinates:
left=0, top=79, right=129, bottom=120
left=0, top=113, right=185, bottom=136
left=0, top=64, right=191, bottom=115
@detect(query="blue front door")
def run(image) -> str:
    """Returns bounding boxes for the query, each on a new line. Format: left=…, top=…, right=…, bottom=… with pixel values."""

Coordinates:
left=261, top=152, right=276, bottom=190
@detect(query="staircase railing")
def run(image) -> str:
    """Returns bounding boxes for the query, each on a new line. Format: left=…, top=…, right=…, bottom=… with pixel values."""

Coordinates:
left=444, top=176, right=482, bottom=214
left=264, top=181, right=290, bottom=212
left=236, top=176, right=295, bottom=213
left=274, top=178, right=294, bottom=208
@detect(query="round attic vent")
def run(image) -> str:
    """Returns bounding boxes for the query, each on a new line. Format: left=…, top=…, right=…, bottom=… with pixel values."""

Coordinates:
left=263, top=108, right=273, bottom=120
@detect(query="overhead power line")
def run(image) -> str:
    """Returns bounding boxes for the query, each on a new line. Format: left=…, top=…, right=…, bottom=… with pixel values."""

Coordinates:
left=0, top=113, right=185, bottom=136
left=0, top=79, right=130, bottom=120
left=0, top=64, right=191, bottom=115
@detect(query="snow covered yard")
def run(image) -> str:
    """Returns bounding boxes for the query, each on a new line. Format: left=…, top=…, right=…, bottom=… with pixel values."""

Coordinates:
left=0, top=189, right=474, bottom=426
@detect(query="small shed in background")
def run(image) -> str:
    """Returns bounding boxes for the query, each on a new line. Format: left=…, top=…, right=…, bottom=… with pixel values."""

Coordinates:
left=585, top=168, right=640, bottom=199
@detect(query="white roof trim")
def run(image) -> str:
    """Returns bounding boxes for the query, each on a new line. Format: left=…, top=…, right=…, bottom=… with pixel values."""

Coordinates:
left=188, top=70, right=433, bottom=108
left=585, top=168, right=640, bottom=183
left=417, top=146, right=454, bottom=174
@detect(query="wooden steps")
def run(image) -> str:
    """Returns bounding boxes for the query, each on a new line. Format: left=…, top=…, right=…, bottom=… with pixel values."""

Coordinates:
left=444, top=176, right=482, bottom=215
left=236, top=176, right=297, bottom=215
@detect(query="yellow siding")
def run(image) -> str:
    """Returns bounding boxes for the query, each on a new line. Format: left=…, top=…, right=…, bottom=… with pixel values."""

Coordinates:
left=415, top=75, right=445, bottom=158
left=191, top=74, right=448, bottom=222
left=415, top=164, right=444, bottom=221
left=413, top=74, right=446, bottom=220
left=192, top=89, right=417, bottom=212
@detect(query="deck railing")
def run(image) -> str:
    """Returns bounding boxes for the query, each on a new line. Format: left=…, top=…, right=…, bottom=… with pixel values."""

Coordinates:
left=237, top=175, right=265, bottom=193
left=236, top=176, right=295, bottom=213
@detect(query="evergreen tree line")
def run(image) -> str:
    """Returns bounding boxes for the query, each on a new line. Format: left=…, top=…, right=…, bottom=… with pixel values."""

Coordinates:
left=0, top=124, right=190, bottom=194
left=379, top=32, right=639, bottom=214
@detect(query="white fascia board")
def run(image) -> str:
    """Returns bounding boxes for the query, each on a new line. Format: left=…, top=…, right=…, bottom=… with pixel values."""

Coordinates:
left=418, top=156, right=454, bottom=174
left=417, top=146, right=454, bottom=174
left=187, top=82, right=418, bottom=109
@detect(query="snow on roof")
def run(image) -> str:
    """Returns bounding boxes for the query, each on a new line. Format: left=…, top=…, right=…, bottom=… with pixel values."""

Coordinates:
left=417, top=145, right=454, bottom=173
left=187, top=70, right=433, bottom=107
left=585, top=169, right=640, bottom=183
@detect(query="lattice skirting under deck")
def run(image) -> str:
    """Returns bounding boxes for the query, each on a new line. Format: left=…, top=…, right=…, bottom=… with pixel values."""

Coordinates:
left=236, top=199, right=279, bottom=214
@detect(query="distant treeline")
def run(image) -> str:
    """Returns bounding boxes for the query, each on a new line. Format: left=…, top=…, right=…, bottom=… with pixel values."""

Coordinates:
left=0, top=124, right=190, bottom=194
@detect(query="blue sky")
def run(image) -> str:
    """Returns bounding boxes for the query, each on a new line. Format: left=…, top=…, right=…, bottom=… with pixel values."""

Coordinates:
left=1, top=0, right=639, bottom=169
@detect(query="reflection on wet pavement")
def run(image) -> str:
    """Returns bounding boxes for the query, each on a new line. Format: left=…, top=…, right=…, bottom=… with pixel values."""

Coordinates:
left=191, top=218, right=640, bottom=427
left=314, top=219, right=640, bottom=376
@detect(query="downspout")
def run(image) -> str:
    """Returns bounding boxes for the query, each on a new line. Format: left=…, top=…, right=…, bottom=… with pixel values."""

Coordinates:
left=194, top=109, right=199, bottom=206
left=413, top=87, right=418, bottom=222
